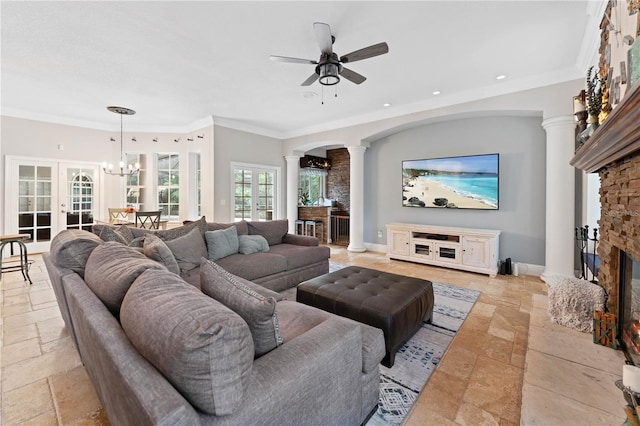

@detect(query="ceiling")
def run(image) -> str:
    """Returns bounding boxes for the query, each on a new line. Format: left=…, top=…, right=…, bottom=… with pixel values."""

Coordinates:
left=1, top=1, right=601, bottom=139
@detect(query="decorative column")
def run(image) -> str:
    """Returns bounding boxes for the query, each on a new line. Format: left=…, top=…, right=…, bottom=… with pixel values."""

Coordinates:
left=541, top=116, right=576, bottom=278
left=285, top=155, right=300, bottom=234
left=347, top=146, right=367, bottom=252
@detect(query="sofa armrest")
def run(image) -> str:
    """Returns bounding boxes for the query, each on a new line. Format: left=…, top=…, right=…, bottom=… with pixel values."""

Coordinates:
left=222, top=316, right=363, bottom=425
left=281, top=233, right=318, bottom=246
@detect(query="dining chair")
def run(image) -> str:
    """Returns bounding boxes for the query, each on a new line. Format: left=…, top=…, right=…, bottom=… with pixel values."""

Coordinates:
left=135, top=210, right=162, bottom=229
left=108, top=208, right=128, bottom=223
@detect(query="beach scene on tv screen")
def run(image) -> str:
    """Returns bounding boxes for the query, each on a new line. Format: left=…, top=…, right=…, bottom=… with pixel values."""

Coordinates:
left=402, top=154, right=498, bottom=210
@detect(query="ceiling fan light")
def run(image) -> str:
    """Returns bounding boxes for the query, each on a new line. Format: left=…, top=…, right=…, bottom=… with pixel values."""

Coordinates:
left=319, top=63, right=340, bottom=86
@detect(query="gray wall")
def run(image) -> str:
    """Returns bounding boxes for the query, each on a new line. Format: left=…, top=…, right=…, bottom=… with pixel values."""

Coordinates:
left=213, top=125, right=285, bottom=223
left=364, top=115, right=546, bottom=266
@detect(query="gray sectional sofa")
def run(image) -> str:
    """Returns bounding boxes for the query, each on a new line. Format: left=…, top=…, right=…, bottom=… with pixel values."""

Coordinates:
left=44, top=219, right=385, bottom=426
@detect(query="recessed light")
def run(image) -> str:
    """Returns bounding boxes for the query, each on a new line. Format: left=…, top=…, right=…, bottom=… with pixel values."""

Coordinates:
left=432, top=91, right=441, bottom=95
left=383, top=103, right=391, bottom=107
left=496, top=75, right=506, bottom=80
left=302, top=91, right=318, bottom=98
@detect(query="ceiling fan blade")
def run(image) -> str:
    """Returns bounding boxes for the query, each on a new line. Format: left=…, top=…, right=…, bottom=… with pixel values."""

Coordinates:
left=301, top=73, right=319, bottom=86
left=340, top=42, right=389, bottom=63
left=340, top=67, right=366, bottom=85
left=270, top=55, right=317, bottom=65
left=314, top=22, right=333, bottom=55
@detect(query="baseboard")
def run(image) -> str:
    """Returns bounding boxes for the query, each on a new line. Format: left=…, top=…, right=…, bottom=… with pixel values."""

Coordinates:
left=364, top=242, right=387, bottom=253
left=516, top=263, right=544, bottom=277
left=361, top=243, right=544, bottom=277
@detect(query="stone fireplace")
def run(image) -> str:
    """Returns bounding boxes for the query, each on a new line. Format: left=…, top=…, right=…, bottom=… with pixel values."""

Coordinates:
left=571, top=81, right=640, bottom=362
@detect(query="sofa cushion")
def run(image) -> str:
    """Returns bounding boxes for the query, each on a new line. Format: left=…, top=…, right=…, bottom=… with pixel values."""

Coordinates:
left=205, top=226, right=239, bottom=261
left=201, top=259, right=283, bottom=357
left=247, top=219, right=288, bottom=246
left=164, top=227, right=208, bottom=275
left=238, top=234, right=269, bottom=255
left=215, top=252, right=287, bottom=281
left=120, top=268, right=254, bottom=416
left=84, top=241, right=166, bottom=316
left=267, top=244, right=331, bottom=270
left=49, top=229, right=103, bottom=278
left=207, top=220, right=248, bottom=236
left=143, top=234, right=180, bottom=275
left=277, top=300, right=383, bottom=375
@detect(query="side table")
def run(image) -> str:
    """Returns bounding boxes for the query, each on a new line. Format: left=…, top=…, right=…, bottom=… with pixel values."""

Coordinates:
left=0, top=234, right=33, bottom=284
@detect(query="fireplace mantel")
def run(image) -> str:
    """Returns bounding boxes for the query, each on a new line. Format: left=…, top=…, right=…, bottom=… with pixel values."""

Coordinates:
left=571, top=81, right=640, bottom=173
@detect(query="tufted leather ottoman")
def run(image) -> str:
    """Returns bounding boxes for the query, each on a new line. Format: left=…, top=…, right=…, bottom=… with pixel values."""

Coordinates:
left=297, top=266, right=434, bottom=367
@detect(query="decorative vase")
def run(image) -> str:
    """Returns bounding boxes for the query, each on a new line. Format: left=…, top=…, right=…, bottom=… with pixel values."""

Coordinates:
left=578, top=116, right=599, bottom=144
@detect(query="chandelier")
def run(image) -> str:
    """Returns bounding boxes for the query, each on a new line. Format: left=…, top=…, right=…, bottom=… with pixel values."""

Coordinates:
left=102, top=106, right=140, bottom=177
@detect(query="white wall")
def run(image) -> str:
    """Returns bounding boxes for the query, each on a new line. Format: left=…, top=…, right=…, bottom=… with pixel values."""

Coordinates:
left=212, top=125, right=285, bottom=223
left=365, top=115, right=546, bottom=266
left=0, top=116, right=214, bottom=234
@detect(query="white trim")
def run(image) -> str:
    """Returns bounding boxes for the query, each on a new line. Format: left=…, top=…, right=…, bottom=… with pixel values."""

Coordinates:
left=364, top=242, right=387, bottom=253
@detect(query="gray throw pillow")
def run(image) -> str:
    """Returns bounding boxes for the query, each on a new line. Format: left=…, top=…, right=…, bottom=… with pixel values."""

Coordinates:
left=84, top=241, right=167, bottom=316
left=99, top=225, right=135, bottom=245
left=200, top=258, right=283, bottom=357
left=143, top=234, right=180, bottom=275
left=164, top=227, right=208, bottom=274
left=121, top=268, right=253, bottom=416
left=238, top=234, right=269, bottom=255
left=156, top=216, right=207, bottom=241
left=205, top=226, right=239, bottom=261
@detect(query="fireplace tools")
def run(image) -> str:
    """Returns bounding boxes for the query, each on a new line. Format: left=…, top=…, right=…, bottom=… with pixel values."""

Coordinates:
left=617, top=379, right=640, bottom=426
left=575, top=225, right=599, bottom=283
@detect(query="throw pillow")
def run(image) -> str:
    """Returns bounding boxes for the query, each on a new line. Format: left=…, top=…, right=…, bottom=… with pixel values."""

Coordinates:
left=121, top=268, right=253, bottom=415
left=247, top=219, right=288, bottom=246
left=164, top=227, right=208, bottom=274
left=238, top=234, right=269, bottom=255
left=205, top=226, right=239, bottom=261
left=99, top=225, right=135, bottom=245
left=156, top=216, right=207, bottom=241
left=143, top=233, right=180, bottom=275
left=84, top=241, right=167, bottom=316
left=200, top=258, right=283, bottom=357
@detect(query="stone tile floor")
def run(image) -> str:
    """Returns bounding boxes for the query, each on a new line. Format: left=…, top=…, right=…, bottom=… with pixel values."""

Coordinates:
left=0, top=247, right=626, bottom=425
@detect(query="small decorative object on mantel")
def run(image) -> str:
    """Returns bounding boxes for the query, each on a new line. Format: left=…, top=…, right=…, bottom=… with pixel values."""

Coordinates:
left=574, top=90, right=588, bottom=150
left=579, top=66, right=606, bottom=144
left=593, top=310, right=618, bottom=348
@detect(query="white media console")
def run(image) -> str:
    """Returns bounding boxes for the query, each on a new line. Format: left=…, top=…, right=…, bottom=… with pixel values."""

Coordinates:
left=386, top=223, right=500, bottom=277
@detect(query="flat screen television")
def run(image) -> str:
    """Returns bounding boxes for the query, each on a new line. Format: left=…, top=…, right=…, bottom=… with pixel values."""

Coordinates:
left=402, top=153, right=499, bottom=210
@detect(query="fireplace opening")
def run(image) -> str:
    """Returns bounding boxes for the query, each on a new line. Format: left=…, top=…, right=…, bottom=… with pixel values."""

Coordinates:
left=619, top=250, right=640, bottom=365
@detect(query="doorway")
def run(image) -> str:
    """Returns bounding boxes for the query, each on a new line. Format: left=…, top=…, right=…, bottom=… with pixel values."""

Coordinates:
left=5, top=156, right=102, bottom=253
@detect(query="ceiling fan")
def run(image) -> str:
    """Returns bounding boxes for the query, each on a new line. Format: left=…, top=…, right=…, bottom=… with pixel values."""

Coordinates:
left=270, top=22, right=389, bottom=87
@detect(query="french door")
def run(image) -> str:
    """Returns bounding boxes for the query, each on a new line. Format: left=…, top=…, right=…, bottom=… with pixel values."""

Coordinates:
left=5, top=157, right=102, bottom=253
left=232, top=163, right=278, bottom=222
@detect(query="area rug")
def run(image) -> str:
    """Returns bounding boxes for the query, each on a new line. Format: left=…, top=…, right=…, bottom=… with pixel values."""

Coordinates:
left=296, top=262, right=480, bottom=425
left=365, top=279, right=480, bottom=425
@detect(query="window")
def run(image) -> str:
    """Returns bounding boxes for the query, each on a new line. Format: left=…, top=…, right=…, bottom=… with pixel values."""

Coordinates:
left=196, top=153, right=201, bottom=216
left=232, top=164, right=277, bottom=221
left=125, top=153, right=146, bottom=210
left=157, top=153, right=179, bottom=220
left=299, top=169, right=327, bottom=206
